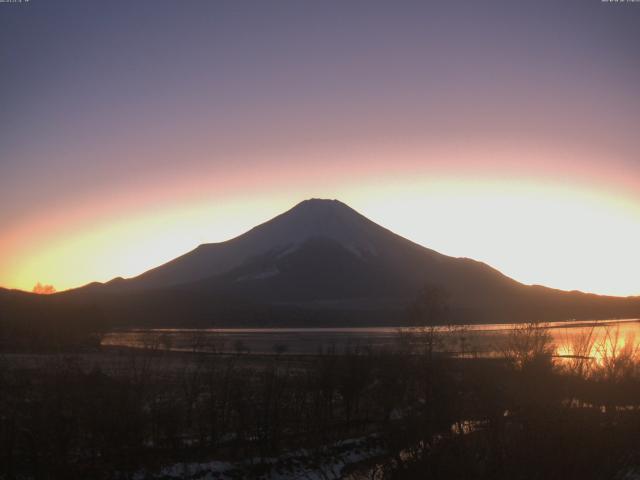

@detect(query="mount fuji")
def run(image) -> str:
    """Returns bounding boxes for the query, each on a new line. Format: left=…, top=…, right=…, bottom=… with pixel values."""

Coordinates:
left=10, top=199, right=640, bottom=327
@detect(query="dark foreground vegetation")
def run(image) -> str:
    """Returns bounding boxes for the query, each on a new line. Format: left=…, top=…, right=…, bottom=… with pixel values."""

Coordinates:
left=2, top=323, right=640, bottom=480
left=0, top=290, right=105, bottom=352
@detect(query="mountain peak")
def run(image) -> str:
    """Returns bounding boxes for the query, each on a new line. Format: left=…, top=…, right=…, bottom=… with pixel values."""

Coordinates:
left=297, top=197, right=343, bottom=205
left=127, top=198, right=395, bottom=289
left=292, top=198, right=350, bottom=211
left=65, top=199, right=640, bottom=326
left=267, top=198, right=376, bottom=246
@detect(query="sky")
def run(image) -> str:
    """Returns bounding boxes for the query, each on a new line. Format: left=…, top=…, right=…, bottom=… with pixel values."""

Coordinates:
left=1, top=0, right=639, bottom=296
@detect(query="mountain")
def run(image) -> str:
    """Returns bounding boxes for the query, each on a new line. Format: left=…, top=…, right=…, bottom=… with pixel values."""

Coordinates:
left=114, top=198, right=514, bottom=297
left=127, top=198, right=415, bottom=289
left=8, top=199, right=640, bottom=327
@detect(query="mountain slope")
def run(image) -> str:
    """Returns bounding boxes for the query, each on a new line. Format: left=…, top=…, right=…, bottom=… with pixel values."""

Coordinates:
left=104, top=198, right=521, bottom=305
left=50, top=198, right=639, bottom=327
left=124, top=198, right=443, bottom=290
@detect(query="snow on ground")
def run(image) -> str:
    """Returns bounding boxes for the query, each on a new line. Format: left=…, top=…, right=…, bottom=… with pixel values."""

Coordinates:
left=133, top=436, right=383, bottom=480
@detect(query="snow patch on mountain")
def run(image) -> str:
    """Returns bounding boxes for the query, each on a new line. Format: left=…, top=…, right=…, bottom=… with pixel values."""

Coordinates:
left=124, top=198, right=426, bottom=290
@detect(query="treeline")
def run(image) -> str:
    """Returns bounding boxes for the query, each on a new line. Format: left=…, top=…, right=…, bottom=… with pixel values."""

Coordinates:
left=3, top=325, right=640, bottom=479
left=0, top=290, right=105, bottom=351
left=7, top=278, right=640, bottom=331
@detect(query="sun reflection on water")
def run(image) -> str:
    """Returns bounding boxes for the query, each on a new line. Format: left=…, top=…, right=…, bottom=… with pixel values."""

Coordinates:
left=553, top=323, right=640, bottom=379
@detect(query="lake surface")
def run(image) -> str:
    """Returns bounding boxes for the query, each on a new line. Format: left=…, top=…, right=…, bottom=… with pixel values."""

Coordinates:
left=103, top=318, right=640, bottom=359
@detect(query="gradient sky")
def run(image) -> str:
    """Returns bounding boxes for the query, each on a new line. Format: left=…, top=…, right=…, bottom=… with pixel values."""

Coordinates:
left=1, top=0, right=639, bottom=296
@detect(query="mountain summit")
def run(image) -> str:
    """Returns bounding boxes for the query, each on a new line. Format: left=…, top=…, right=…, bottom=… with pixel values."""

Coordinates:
left=63, top=199, right=640, bottom=326
left=127, top=198, right=430, bottom=290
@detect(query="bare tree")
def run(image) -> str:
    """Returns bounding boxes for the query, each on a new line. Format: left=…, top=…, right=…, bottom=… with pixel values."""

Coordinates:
left=402, top=284, right=450, bottom=358
left=593, top=325, right=638, bottom=383
left=502, top=322, right=554, bottom=371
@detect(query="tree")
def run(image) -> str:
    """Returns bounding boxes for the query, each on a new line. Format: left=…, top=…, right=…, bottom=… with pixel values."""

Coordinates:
left=402, top=284, right=450, bottom=358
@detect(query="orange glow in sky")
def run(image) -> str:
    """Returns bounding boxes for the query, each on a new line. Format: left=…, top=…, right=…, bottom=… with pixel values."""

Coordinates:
left=2, top=1, right=639, bottom=298
left=2, top=143, right=639, bottom=297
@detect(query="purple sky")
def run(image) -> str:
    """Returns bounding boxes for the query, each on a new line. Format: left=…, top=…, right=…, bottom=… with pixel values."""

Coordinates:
left=1, top=0, right=639, bottom=295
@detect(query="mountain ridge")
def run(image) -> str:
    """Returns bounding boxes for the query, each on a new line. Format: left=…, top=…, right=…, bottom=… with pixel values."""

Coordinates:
left=107, top=198, right=445, bottom=291
left=6, top=199, right=640, bottom=327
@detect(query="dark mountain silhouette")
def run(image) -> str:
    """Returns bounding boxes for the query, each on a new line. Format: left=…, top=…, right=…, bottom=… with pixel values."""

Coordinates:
left=4, top=199, right=640, bottom=327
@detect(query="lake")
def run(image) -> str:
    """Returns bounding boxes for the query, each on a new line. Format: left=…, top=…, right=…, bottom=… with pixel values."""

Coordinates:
left=102, top=318, right=640, bottom=359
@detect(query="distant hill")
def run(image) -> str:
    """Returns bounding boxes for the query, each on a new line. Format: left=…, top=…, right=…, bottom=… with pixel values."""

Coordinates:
left=5, top=199, right=640, bottom=328
left=0, top=286, right=104, bottom=350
